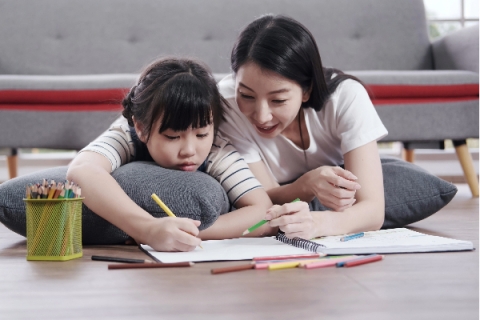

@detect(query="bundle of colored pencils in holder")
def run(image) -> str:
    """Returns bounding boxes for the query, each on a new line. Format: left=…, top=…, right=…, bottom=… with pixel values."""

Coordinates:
left=25, top=179, right=82, bottom=200
left=24, top=179, right=84, bottom=261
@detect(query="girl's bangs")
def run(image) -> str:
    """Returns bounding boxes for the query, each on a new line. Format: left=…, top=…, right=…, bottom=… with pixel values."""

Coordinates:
left=158, top=76, right=213, bottom=133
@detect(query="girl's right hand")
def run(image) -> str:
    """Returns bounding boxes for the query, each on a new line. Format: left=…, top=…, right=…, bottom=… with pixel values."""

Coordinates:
left=297, top=166, right=361, bottom=212
left=143, top=217, right=202, bottom=252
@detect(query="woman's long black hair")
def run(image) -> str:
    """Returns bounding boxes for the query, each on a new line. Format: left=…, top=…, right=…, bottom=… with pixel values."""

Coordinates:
left=231, top=14, right=363, bottom=112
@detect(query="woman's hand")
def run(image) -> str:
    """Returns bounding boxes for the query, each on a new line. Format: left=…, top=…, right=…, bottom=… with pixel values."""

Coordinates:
left=296, top=166, right=361, bottom=212
left=142, top=217, right=202, bottom=252
left=265, top=201, right=316, bottom=239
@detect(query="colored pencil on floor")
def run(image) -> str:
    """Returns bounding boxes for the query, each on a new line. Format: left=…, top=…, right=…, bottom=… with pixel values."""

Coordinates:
left=336, top=254, right=383, bottom=267
left=211, top=263, right=255, bottom=274
left=92, top=255, right=154, bottom=264
left=108, top=262, right=194, bottom=270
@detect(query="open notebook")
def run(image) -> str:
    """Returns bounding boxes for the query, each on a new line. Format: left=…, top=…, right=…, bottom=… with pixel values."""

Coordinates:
left=141, top=228, right=474, bottom=263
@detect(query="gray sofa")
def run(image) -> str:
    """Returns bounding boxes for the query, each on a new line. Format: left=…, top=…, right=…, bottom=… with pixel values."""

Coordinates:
left=0, top=0, right=478, bottom=195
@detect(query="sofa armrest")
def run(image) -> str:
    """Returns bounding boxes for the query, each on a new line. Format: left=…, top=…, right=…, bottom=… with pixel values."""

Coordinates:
left=432, top=25, right=479, bottom=73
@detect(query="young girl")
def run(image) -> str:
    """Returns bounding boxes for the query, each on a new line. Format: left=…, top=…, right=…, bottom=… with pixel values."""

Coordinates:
left=218, top=15, right=388, bottom=240
left=67, top=57, right=275, bottom=252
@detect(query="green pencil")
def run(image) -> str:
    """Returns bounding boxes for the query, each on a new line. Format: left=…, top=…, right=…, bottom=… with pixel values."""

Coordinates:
left=242, top=198, right=300, bottom=236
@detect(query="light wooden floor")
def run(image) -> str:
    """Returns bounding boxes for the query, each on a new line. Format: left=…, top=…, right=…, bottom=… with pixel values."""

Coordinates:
left=0, top=184, right=478, bottom=320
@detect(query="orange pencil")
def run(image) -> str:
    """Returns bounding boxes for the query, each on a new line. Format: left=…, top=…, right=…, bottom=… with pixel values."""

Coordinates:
left=211, top=263, right=255, bottom=274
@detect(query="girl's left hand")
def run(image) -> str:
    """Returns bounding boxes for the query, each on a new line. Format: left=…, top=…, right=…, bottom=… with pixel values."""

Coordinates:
left=265, top=201, right=316, bottom=239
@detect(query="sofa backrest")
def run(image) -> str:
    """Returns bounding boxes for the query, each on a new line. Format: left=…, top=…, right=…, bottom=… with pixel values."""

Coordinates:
left=0, top=0, right=432, bottom=75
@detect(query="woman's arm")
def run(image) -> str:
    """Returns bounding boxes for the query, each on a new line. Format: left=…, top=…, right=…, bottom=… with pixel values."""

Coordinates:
left=255, top=141, right=385, bottom=238
left=67, top=151, right=202, bottom=251
left=198, top=188, right=276, bottom=240
left=249, top=158, right=360, bottom=211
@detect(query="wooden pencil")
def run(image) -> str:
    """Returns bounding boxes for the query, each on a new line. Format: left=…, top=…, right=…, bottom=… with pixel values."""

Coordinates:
left=25, top=185, right=31, bottom=199
left=47, top=181, right=56, bottom=199
left=53, top=183, right=63, bottom=199
left=211, top=263, right=255, bottom=274
left=341, top=254, right=384, bottom=267
left=92, top=255, right=154, bottom=264
left=108, top=262, right=194, bottom=270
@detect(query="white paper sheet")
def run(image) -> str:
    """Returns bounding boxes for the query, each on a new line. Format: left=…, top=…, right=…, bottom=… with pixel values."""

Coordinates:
left=141, top=237, right=311, bottom=263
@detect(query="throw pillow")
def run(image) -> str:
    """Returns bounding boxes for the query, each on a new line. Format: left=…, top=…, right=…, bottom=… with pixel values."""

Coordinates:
left=309, top=156, right=458, bottom=228
left=0, top=162, right=230, bottom=244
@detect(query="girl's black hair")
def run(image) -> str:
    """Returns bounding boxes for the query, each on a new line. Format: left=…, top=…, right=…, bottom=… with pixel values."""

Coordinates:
left=231, top=14, right=363, bottom=111
left=122, top=57, right=225, bottom=142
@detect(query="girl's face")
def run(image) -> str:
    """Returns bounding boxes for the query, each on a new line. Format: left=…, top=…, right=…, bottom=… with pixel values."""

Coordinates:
left=135, top=118, right=214, bottom=172
left=235, top=62, right=310, bottom=138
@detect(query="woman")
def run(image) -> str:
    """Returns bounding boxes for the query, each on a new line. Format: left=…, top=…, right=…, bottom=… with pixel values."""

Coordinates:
left=218, top=14, right=388, bottom=239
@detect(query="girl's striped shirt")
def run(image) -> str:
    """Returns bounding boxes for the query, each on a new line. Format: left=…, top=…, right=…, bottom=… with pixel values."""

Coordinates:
left=80, top=117, right=262, bottom=204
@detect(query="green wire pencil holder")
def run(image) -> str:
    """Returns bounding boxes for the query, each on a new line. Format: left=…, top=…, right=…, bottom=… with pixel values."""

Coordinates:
left=24, top=198, right=84, bottom=261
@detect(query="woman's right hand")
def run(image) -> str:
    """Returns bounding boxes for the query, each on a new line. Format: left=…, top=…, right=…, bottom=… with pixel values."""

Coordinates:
left=142, top=217, right=202, bottom=252
left=297, top=166, right=361, bottom=212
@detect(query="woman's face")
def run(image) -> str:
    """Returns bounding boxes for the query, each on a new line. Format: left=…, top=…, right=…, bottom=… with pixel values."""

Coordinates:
left=235, top=62, right=310, bottom=138
left=135, top=118, right=214, bottom=172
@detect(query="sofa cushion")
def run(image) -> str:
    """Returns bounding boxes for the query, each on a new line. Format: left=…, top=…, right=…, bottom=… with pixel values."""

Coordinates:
left=0, top=0, right=431, bottom=75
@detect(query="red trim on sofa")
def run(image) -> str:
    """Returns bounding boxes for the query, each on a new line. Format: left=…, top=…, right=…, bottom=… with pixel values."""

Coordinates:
left=366, top=84, right=479, bottom=99
left=0, top=89, right=128, bottom=104
left=0, top=104, right=123, bottom=111
left=0, top=84, right=477, bottom=110
left=372, top=96, right=479, bottom=105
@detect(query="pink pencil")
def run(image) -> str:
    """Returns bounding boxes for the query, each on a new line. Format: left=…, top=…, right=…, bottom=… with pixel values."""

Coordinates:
left=303, top=256, right=359, bottom=269
left=254, top=263, right=270, bottom=269
left=342, top=254, right=384, bottom=267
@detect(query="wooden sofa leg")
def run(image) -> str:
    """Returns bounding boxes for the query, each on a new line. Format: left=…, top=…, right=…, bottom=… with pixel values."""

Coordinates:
left=402, top=149, right=414, bottom=163
left=453, top=141, right=479, bottom=198
left=7, top=148, right=18, bottom=179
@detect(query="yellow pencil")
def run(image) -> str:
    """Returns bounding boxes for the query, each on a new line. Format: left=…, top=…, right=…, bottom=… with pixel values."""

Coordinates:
left=151, top=193, right=176, bottom=217
left=268, top=261, right=302, bottom=270
left=151, top=193, right=203, bottom=249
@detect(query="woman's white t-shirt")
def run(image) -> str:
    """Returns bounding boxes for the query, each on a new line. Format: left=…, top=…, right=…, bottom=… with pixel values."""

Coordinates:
left=218, top=74, right=388, bottom=184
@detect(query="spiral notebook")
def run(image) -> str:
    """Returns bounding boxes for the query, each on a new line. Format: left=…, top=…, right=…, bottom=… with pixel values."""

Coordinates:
left=141, top=228, right=474, bottom=263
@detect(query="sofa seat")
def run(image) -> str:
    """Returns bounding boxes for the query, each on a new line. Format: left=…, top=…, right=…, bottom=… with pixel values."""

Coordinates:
left=0, top=74, right=137, bottom=150
left=350, top=70, right=479, bottom=142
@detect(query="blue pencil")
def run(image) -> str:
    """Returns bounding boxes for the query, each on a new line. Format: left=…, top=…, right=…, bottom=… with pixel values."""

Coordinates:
left=340, top=232, right=365, bottom=242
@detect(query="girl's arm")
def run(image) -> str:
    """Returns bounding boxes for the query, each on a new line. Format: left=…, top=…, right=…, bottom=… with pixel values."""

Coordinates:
left=252, top=141, right=385, bottom=238
left=198, top=188, right=276, bottom=240
left=67, top=151, right=202, bottom=251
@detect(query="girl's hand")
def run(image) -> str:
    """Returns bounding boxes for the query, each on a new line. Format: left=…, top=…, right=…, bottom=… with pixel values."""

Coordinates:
left=265, top=201, right=316, bottom=240
left=142, top=217, right=202, bottom=252
left=297, top=166, right=360, bottom=212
